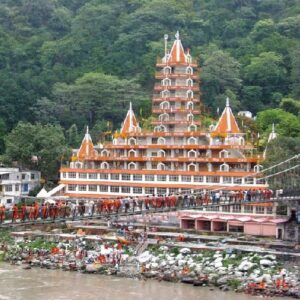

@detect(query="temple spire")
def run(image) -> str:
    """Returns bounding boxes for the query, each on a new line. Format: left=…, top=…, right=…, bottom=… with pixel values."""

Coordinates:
left=213, top=98, right=240, bottom=134
left=167, top=31, right=188, bottom=64
left=120, top=102, right=140, bottom=135
left=77, top=125, right=95, bottom=160
left=263, top=123, right=277, bottom=158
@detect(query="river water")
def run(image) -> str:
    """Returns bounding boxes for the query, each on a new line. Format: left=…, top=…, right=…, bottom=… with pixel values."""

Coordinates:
left=0, top=263, right=289, bottom=300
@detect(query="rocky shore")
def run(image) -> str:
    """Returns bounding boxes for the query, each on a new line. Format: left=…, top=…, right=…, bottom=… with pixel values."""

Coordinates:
left=1, top=234, right=300, bottom=299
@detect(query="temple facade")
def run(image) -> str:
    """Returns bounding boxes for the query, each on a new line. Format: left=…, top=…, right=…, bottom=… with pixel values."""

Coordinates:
left=59, top=33, right=266, bottom=199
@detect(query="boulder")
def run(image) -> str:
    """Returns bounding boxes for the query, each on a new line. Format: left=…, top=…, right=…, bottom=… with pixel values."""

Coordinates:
left=260, top=259, right=273, bottom=267
left=238, top=261, right=254, bottom=272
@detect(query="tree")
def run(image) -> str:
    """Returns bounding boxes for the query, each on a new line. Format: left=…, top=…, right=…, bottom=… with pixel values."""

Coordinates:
left=256, top=108, right=300, bottom=138
left=280, top=98, right=300, bottom=116
left=201, top=50, right=241, bottom=111
left=5, top=122, right=70, bottom=180
left=52, top=72, right=148, bottom=129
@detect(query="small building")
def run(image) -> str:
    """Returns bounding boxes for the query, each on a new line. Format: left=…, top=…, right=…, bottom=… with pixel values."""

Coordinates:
left=0, top=168, right=41, bottom=207
left=238, top=111, right=253, bottom=119
left=180, top=212, right=288, bottom=238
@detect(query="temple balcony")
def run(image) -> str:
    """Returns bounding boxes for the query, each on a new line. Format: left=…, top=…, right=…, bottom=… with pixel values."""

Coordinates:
left=152, top=97, right=200, bottom=102
left=154, top=84, right=200, bottom=91
left=155, top=73, right=199, bottom=80
left=156, top=60, right=198, bottom=68
left=151, top=120, right=201, bottom=125
left=152, top=108, right=201, bottom=114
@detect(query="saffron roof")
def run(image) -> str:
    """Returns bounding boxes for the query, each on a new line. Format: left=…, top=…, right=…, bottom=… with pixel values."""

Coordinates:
left=120, top=102, right=140, bottom=134
left=168, top=31, right=187, bottom=64
left=77, top=126, right=95, bottom=160
left=213, top=98, right=240, bottom=134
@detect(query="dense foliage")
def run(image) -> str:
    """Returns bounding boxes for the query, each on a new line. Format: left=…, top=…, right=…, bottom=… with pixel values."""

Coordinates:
left=0, top=0, right=299, bottom=179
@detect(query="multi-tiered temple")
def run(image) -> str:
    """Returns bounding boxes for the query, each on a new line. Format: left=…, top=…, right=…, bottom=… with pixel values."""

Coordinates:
left=59, top=33, right=265, bottom=198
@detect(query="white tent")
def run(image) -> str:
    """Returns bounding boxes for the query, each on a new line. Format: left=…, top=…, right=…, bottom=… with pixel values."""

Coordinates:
left=36, top=187, right=49, bottom=198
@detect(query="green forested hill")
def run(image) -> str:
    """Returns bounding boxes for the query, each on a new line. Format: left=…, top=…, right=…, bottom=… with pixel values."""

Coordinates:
left=0, top=0, right=299, bottom=179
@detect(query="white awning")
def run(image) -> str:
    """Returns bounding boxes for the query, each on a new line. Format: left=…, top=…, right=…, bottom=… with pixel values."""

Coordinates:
left=47, top=184, right=66, bottom=197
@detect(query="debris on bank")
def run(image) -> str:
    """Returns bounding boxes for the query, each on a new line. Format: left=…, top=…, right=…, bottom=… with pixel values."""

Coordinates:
left=1, top=233, right=300, bottom=299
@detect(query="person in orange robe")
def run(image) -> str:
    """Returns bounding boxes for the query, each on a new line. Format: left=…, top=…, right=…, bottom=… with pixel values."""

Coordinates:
left=0, top=205, right=5, bottom=223
left=12, top=204, right=18, bottom=222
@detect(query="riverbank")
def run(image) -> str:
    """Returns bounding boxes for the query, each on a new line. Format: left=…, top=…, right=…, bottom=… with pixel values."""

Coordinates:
left=2, top=230, right=300, bottom=299
left=0, top=263, right=291, bottom=300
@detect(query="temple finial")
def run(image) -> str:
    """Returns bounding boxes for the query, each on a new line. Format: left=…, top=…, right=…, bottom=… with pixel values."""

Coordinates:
left=86, top=126, right=89, bottom=135
left=164, top=34, right=168, bottom=58
left=175, top=31, right=180, bottom=40
left=272, top=123, right=275, bottom=133
left=226, top=97, right=230, bottom=107
left=129, top=102, right=132, bottom=111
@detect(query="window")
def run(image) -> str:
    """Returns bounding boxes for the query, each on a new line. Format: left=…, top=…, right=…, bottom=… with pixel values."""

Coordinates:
left=133, top=174, right=143, bottom=181
left=121, top=186, right=131, bottom=193
left=78, top=185, right=87, bottom=191
left=111, top=186, right=120, bottom=193
left=157, top=188, right=166, bottom=195
left=133, top=187, right=142, bottom=194
left=31, top=173, right=35, bottom=180
left=233, top=177, right=242, bottom=184
left=206, top=176, right=219, bottom=183
left=245, top=177, right=254, bottom=184
left=88, top=185, right=97, bottom=192
left=68, top=172, right=76, bottom=179
left=157, top=175, right=167, bottom=181
left=88, top=173, right=98, bottom=179
left=232, top=205, right=241, bottom=213
left=79, top=173, right=87, bottom=179
left=15, top=184, right=19, bottom=192
left=100, top=173, right=109, bottom=180
left=169, top=175, right=179, bottom=182
left=122, top=174, right=131, bottom=181
left=223, top=176, right=232, bottom=184
left=244, top=205, right=253, bottom=213
left=145, top=175, right=155, bottom=181
left=5, top=185, right=12, bottom=192
left=99, top=185, right=108, bottom=192
left=145, top=187, right=155, bottom=195
left=256, top=206, right=265, bottom=214
left=182, top=176, right=191, bottom=182
left=68, top=184, right=76, bottom=191
left=266, top=207, right=273, bottom=214
left=194, top=176, right=204, bottom=182
left=6, top=199, right=12, bottom=204
left=62, top=172, right=67, bottom=178
left=111, top=174, right=120, bottom=180
left=22, top=174, right=26, bottom=180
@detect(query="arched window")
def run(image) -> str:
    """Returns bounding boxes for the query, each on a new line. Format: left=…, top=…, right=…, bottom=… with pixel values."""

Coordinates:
left=187, top=137, right=197, bottom=145
left=186, top=66, right=193, bottom=75
left=160, top=101, right=170, bottom=110
left=186, top=54, right=192, bottom=63
left=206, top=150, right=212, bottom=158
left=219, top=150, right=229, bottom=158
left=101, top=149, right=109, bottom=157
left=163, top=66, right=171, bottom=75
left=254, top=164, right=263, bottom=173
left=101, top=162, right=109, bottom=169
left=128, top=162, right=137, bottom=170
left=75, top=162, right=83, bottom=168
left=188, top=163, right=197, bottom=172
left=187, top=113, right=194, bottom=122
left=188, top=124, right=197, bottom=132
left=161, top=89, right=170, bottom=98
left=128, top=137, right=136, bottom=145
left=188, top=150, right=197, bottom=158
left=220, top=163, right=229, bottom=172
left=239, top=136, right=245, bottom=145
left=159, top=113, right=169, bottom=122
left=128, top=149, right=136, bottom=158
left=186, top=101, right=194, bottom=110
left=157, top=137, right=166, bottom=145
left=186, top=78, right=193, bottom=87
left=157, top=163, right=166, bottom=170
left=162, top=78, right=171, bottom=86
left=158, top=150, right=166, bottom=157
left=186, top=90, right=193, bottom=99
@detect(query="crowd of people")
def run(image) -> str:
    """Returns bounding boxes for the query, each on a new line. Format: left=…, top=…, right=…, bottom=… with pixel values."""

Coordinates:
left=0, top=188, right=274, bottom=224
